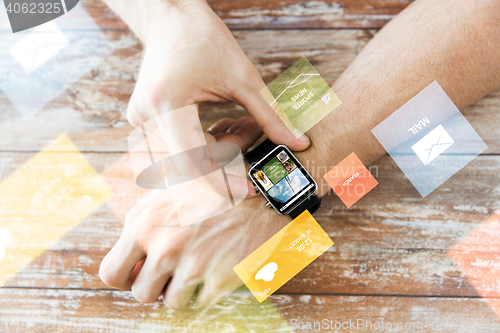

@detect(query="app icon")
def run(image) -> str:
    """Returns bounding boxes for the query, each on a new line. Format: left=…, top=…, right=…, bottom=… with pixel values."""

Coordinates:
left=0, top=6, right=114, bottom=117
left=254, top=170, right=273, bottom=190
left=371, top=81, right=487, bottom=197
left=255, top=262, right=278, bottom=282
left=260, top=57, right=341, bottom=138
left=323, top=152, right=378, bottom=208
left=233, top=211, right=333, bottom=302
left=411, top=124, right=454, bottom=165
left=9, top=22, right=69, bottom=74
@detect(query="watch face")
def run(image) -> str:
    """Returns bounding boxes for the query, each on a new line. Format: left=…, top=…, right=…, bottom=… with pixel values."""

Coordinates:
left=248, top=145, right=317, bottom=215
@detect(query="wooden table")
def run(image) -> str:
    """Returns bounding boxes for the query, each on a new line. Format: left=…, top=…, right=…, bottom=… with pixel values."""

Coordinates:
left=1, top=0, right=499, bottom=332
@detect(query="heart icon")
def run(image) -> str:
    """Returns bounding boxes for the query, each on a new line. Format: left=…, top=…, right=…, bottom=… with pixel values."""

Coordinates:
left=4, top=0, right=80, bottom=33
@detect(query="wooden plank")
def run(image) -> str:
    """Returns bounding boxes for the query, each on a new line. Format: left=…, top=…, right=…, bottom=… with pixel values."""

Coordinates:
left=1, top=29, right=498, bottom=153
left=66, top=0, right=413, bottom=31
left=2, top=1, right=497, bottom=330
left=0, top=288, right=499, bottom=333
left=280, top=155, right=500, bottom=297
left=208, top=0, right=413, bottom=29
left=274, top=294, right=500, bottom=333
left=1, top=152, right=498, bottom=298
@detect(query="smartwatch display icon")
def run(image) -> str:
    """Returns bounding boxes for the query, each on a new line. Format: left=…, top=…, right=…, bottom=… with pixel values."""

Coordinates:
left=245, top=139, right=321, bottom=218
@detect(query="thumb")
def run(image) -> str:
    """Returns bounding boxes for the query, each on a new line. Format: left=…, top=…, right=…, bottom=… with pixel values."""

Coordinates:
left=233, top=77, right=311, bottom=152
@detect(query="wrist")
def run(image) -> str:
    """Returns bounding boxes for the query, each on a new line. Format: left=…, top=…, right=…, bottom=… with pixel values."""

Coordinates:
left=141, top=0, right=213, bottom=45
left=297, top=139, right=336, bottom=198
left=295, top=102, right=385, bottom=197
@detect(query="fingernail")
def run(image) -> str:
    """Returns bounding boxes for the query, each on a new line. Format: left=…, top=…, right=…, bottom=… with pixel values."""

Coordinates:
left=298, top=134, right=310, bottom=143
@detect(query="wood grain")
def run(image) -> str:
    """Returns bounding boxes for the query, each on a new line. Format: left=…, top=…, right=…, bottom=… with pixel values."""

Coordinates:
left=2, top=153, right=498, bottom=300
left=0, top=29, right=498, bottom=153
left=73, top=0, right=413, bottom=30
left=1, top=0, right=499, bottom=331
left=207, top=0, right=413, bottom=29
left=1, top=288, right=499, bottom=333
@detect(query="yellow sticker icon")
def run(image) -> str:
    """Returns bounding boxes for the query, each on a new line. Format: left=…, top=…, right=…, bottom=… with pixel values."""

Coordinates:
left=0, top=133, right=112, bottom=286
left=233, top=210, right=333, bottom=302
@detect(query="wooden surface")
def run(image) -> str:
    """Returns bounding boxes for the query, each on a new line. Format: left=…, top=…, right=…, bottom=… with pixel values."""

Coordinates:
left=1, top=0, right=500, bottom=332
left=206, top=0, right=414, bottom=29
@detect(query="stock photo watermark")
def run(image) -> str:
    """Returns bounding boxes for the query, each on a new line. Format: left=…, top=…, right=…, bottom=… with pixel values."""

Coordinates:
left=3, top=0, right=79, bottom=33
left=290, top=317, right=500, bottom=331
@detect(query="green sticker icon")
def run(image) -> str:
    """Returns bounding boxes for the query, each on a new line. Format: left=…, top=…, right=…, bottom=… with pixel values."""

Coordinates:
left=261, top=57, right=341, bottom=138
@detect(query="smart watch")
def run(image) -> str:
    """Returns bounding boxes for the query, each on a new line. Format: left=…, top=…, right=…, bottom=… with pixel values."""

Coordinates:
left=245, top=139, right=321, bottom=218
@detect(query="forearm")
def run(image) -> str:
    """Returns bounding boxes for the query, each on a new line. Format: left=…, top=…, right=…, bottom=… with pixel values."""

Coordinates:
left=301, top=0, right=500, bottom=196
left=102, top=0, right=210, bottom=44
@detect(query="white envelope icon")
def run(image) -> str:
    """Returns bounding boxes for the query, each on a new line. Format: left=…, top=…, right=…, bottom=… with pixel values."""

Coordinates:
left=411, top=124, right=454, bottom=165
left=9, top=21, right=69, bottom=74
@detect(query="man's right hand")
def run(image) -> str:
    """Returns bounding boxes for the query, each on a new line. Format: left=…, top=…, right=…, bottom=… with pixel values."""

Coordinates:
left=124, top=0, right=310, bottom=151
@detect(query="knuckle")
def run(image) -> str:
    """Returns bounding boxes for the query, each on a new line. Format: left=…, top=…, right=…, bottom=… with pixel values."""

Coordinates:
left=234, top=66, right=261, bottom=95
left=126, top=96, right=144, bottom=128
left=126, top=82, right=165, bottom=127
left=99, top=260, right=127, bottom=290
left=151, top=253, right=177, bottom=274
left=164, top=298, right=183, bottom=310
left=132, top=286, right=156, bottom=304
left=260, top=121, right=275, bottom=135
left=164, top=285, right=197, bottom=310
left=218, top=117, right=235, bottom=125
left=183, top=262, right=205, bottom=283
left=195, top=293, right=212, bottom=308
left=98, top=262, right=113, bottom=286
left=142, top=84, right=164, bottom=113
left=124, top=210, right=138, bottom=229
left=242, top=66, right=259, bottom=84
left=239, top=115, right=253, bottom=122
left=140, top=204, right=168, bottom=227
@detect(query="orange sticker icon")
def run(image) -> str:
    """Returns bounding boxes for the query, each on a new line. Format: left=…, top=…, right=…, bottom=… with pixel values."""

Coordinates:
left=323, top=152, right=378, bottom=208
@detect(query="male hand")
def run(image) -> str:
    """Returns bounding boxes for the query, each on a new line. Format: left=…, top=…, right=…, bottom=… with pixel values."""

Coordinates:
left=126, top=0, right=310, bottom=151
left=100, top=117, right=292, bottom=309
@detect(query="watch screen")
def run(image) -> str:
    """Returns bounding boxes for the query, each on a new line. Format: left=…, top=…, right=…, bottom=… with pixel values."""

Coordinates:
left=249, top=146, right=317, bottom=215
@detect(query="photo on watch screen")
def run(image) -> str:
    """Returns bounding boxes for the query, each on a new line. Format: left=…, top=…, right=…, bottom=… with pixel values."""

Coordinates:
left=250, top=147, right=316, bottom=214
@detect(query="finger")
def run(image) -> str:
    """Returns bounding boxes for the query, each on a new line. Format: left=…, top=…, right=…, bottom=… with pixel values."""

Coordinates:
left=226, top=116, right=254, bottom=134
left=131, top=254, right=175, bottom=304
left=155, top=104, right=206, bottom=156
left=131, top=258, right=145, bottom=281
left=99, top=231, right=147, bottom=290
left=195, top=271, right=243, bottom=308
left=207, top=118, right=237, bottom=135
left=233, top=79, right=310, bottom=151
left=213, top=118, right=263, bottom=153
left=163, top=262, right=203, bottom=309
left=126, top=93, right=147, bottom=128
left=124, top=190, right=164, bottom=229
left=212, top=119, right=262, bottom=199
left=225, top=174, right=256, bottom=198
left=163, top=277, right=200, bottom=310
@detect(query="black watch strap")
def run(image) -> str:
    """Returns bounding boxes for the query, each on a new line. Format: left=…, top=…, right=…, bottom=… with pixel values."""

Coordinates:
left=244, top=138, right=279, bottom=168
left=244, top=138, right=321, bottom=218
